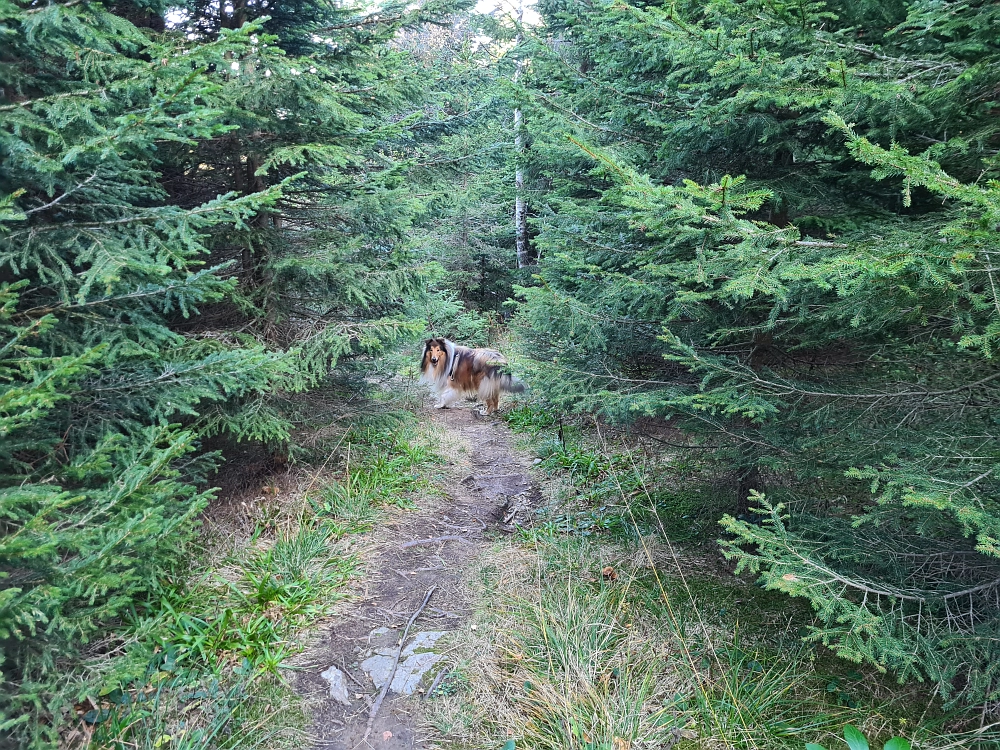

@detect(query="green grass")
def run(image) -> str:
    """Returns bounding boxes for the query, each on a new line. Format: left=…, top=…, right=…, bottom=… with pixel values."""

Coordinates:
left=657, top=640, right=848, bottom=748
left=503, top=575, right=677, bottom=750
left=91, top=672, right=305, bottom=750
left=505, top=402, right=557, bottom=436
left=432, top=408, right=999, bottom=750
left=88, top=412, right=440, bottom=749
left=90, top=521, right=353, bottom=749
left=489, top=541, right=844, bottom=750
left=161, top=524, right=355, bottom=674
left=443, top=536, right=999, bottom=750
left=308, top=424, right=438, bottom=534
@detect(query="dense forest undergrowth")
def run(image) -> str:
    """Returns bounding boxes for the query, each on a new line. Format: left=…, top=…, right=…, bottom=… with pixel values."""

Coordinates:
left=4, top=0, right=1000, bottom=745
left=439, top=405, right=1000, bottom=750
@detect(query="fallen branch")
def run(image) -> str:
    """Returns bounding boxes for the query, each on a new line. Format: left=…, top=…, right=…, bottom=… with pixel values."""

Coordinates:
left=340, top=656, right=366, bottom=690
left=423, top=666, right=451, bottom=700
left=439, top=520, right=479, bottom=532
left=794, top=240, right=848, bottom=248
left=399, top=535, right=468, bottom=549
left=361, top=586, right=436, bottom=745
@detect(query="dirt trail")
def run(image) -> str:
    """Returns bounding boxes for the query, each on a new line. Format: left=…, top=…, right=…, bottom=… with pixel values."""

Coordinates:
left=295, top=404, right=540, bottom=750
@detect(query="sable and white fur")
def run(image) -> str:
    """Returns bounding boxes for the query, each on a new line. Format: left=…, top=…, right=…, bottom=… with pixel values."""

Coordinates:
left=420, top=337, right=525, bottom=414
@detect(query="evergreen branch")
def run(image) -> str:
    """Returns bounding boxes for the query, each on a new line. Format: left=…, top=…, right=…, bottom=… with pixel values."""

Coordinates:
left=793, top=240, right=848, bottom=248
left=682, top=351, right=1000, bottom=402
left=0, top=88, right=104, bottom=112
left=23, top=0, right=84, bottom=13
left=819, top=38, right=966, bottom=72
left=534, top=91, right=657, bottom=145
left=4, top=189, right=279, bottom=239
left=313, top=11, right=406, bottom=32
left=565, top=136, right=631, bottom=176
left=12, top=269, right=234, bottom=320
left=548, top=48, right=688, bottom=111
left=23, top=172, right=101, bottom=216
left=414, top=143, right=510, bottom=167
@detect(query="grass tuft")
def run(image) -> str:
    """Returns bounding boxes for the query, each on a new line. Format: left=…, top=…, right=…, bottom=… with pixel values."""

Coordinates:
left=309, top=426, right=437, bottom=534
left=91, top=673, right=306, bottom=750
left=504, top=576, right=677, bottom=750
left=86, top=409, right=442, bottom=750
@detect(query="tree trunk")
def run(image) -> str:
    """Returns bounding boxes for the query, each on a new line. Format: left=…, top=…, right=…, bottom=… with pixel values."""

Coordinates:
left=736, top=464, right=763, bottom=515
left=241, top=153, right=268, bottom=284
left=233, top=0, right=247, bottom=29
left=232, top=146, right=253, bottom=281
left=514, top=105, right=529, bottom=268
left=247, top=153, right=270, bottom=228
left=513, top=0, right=531, bottom=268
left=221, top=0, right=246, bottom=30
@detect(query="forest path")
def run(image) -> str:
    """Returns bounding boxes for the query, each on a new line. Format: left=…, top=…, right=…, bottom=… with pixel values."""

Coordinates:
left=295, top=403, right=540, bottom=750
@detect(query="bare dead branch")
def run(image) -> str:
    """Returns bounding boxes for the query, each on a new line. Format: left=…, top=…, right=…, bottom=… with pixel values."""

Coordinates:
left=399, top=534, right=469, bottom=549
left=362, top=586, right=436, bottom=745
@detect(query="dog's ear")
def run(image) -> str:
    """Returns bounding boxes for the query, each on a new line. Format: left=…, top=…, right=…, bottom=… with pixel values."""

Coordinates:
left=424, top=338, right=434, bottom=347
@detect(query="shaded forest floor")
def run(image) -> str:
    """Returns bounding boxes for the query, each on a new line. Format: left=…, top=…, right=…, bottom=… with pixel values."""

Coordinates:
left=279, top=388, right=979, bottom=750
left=93, top=379, right=997, bottom=750
left=292, top=404, right=542, bottom=749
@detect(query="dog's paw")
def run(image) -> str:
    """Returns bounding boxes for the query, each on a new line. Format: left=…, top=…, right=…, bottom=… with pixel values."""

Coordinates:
left=434, top=403, right=448, bottom=409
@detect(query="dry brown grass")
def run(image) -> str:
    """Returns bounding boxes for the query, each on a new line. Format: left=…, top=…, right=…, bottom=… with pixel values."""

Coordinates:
left=423, top=538, right=696, bottom=749
left=419, top=528, right=988, bottom=750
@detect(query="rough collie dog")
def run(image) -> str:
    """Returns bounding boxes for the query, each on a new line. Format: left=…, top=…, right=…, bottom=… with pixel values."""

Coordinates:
left=420, top=337, right=525, bottom=414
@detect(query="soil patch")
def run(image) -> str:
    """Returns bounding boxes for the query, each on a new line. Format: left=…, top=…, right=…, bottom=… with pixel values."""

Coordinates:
left=295, top=404, right=540, bottom=749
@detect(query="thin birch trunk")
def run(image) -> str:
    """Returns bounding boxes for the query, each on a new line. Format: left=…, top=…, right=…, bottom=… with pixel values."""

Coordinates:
left=515, top=106, right=528, bottom=268
left=513, top=0, right=530, bottom=268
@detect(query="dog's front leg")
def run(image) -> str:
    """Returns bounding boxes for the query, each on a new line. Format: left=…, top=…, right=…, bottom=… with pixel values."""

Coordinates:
left=435, top=387, right=460, bottom=409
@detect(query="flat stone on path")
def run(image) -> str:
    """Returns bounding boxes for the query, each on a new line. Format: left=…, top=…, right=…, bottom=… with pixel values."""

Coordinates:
left=319, top=666, right=352, bottom=706
left=389, top=652, right=444, bottom=694
left=297, top=405, right=543, bottom=749
left=359, top=630, right=447, bottom=695
left=401, top=630, right=447, bottom=656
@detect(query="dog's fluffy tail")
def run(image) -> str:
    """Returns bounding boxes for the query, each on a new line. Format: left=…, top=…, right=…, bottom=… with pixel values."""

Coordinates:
left=498, top=371, right=526, bottom=394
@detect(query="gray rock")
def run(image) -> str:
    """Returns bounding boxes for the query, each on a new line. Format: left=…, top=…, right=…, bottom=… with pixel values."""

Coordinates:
left=358, top=631, right=448, bottom=695
left=319, top=665, right=352, bottom=706
left=390, top=651, right=444, bottom=694
left=401, top=630, right=447, bottom=656
left=360, top=648, right=397, bottom=688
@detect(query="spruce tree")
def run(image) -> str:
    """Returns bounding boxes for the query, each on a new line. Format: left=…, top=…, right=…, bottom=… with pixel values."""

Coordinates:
left=0, top=0, right=468, bottom=743
left=0, top=2, right=287, bottom=741
left=399, top=11, right=524, bottom=326
left=513, top=0, right=1000, bottom=707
